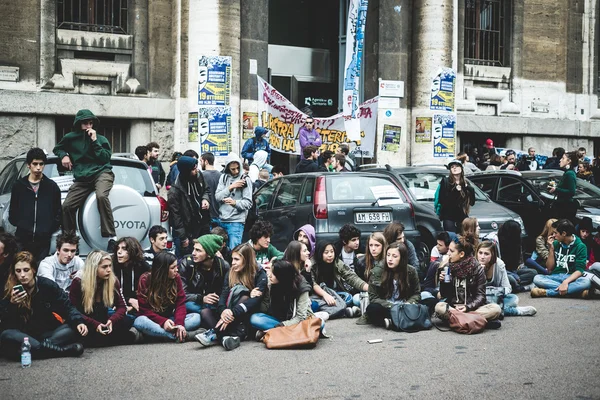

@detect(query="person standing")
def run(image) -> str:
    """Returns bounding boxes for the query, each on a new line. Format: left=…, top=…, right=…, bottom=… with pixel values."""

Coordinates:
left=168, top=156, right=211, bottom=257
left=134, top=145, right=152, bottom=175
left=241, top=127, right=271, bottom=165
left=200, top=152, right=222, bottom=228
left=52, top=109, right=117, bottom=252
left=337, top=143, right=355, bottom=171
left=9, top=148, right=62, bottom=263
left=294, top=146, right=320, bottom=173
left=299, top=117, right=322, bottom=159
left=146, top=142, right=166, bottom=191
left=549, top=151, right=579, bottom=222
left=434, top=159, right=476, bottom=232
left=500, top=150, right=518, bottom=170
left=319, top=150, right=335, bottom=172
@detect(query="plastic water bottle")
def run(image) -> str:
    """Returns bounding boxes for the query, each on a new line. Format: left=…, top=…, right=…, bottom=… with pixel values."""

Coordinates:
left=21, top=337, right=31, bottom=368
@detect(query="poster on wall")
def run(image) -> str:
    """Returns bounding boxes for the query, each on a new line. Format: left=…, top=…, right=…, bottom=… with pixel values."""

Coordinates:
left=433, top=114, right=455, bottom=158
left=257, top=76, right=378, bottom=157
left=415, top=117, right=432, bottom=143
left=188, top=112, right=199, bottom=142
left=198, top=56, right=232, bottom=106
left=198, top=107, right=231, bottom=157
left=381, top=125, right=401, bottom=152
left=430, top=68, right=456, bottom=112
left=242, top=112, right=258, bottom=140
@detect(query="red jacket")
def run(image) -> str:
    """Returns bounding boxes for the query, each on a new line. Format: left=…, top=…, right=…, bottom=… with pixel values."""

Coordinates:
left=69, top=277, right=127, bottom=329
left=137, top=272, right=187, bottom=326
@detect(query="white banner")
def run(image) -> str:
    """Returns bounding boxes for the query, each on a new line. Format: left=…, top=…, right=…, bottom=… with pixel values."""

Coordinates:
left=257, top=76, right=378, bottom=157
left=342, top=0, right=369, bottom=141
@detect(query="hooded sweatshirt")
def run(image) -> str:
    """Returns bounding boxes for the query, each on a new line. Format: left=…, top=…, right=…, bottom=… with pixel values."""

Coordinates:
left=53, top=109, right=112, bottom=182
left=299, top=127, right=323, bottom=159
left=294, top=158, right=320, bottom=173
left=552, top=236, right=587, bottom=275
left=215, top=153, right=253, bottom=223
left=294, top=224, right=317, bottom=257
left=241, top=128, right=271, bottom=164
left=37, top=253, right=85, bottom=292
left=249, top=150, right=269, bottom=183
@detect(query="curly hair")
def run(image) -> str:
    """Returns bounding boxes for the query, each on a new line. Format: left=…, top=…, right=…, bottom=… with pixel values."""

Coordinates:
left=249, top=220, right=274, bottom=243
left=338, top=224, right=361, bottom=244
left=113, top=237, right=144, bottom=267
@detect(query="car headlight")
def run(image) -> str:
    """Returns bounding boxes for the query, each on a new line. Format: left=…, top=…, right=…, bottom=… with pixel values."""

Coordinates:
left=577, top=214, right=600, bottom=226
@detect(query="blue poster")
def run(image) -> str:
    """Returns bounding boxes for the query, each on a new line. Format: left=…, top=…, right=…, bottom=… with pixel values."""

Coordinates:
left=198, top=56, right=232, bottom=106
left=433, top=114, right=456, bottom=158
left=198, top=107, right=231, bottom=157
left=430, top=68, right=456, bottom=112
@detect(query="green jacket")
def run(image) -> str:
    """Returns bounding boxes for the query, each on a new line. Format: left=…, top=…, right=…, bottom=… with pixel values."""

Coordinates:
left=252, top=242, right=284, bottom=266
left=310, top=258, right=367, bottom=292
left=368, top=264, right=421, bottom=308
left=552, top=236, right=587, bottom=274
left=555, top=169, right=576, bottom=203
left=53, top=109, right=112, bottom=182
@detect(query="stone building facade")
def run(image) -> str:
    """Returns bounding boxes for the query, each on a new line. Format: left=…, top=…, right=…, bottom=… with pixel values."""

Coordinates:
left=0, top=0, right=598, bottom=170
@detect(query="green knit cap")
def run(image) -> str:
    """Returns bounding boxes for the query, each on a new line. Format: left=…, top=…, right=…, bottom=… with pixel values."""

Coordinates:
left=196, top=234, right=224, bottom=258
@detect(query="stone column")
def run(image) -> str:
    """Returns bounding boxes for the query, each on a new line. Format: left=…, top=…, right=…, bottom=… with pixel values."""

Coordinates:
left=411, top=0, right=454, bottom=164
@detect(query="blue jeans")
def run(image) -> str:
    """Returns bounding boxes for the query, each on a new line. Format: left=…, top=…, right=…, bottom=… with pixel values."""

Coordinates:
left=250, top=313, right=281, bottom=331
left=210, top=218, right=221, bottom=230
left=186, top=301, right=203, bottom=314
left=220, top=222, right=244, bottom=249
left=524, top=257, right=548, bottom=275
left=533, top=273, right=591, bottom=297
left=133, top=313, right=201, bottom=340
left=503, top=293, right=519, bottom=316
left=337, top=291, right=353, bottom=307
left=351, top=293, right=361, bottom=307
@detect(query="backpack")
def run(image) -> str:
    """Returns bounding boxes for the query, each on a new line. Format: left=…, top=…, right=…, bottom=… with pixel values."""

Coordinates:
left=583, top=269, right=600, bottom=291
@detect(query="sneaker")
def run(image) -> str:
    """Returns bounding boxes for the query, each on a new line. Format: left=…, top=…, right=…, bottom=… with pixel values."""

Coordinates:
left=185, top=327, right=206, bottom=342
left=255, top=330, right=266, bottom=342
left=345, top=306, right=361, bottom=318
left=486, top=320, right=502, bottom=329
left=356, top=314, right=370, bottom=325
left=384, top=318, right=392, bottom=330
left=522, top=283, right=536, bottom=292
left=196, top=329, right=218, bottom=347
left=222, top=336, right=240, bottom=351
left=128, top=327, right=144, bottom=344
left=313, top=311, right=330, bottom=322
left=107, top=239, right=117, bottom=253
left=516, top=306, right=537, bottom=316
left=530, top=288, right=547, bottom=298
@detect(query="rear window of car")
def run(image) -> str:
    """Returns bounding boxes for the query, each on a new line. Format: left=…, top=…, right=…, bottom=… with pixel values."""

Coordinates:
left=326, top=175, right=406, bottom=204
left=400, top=172, right=487, bottom=201
left=43, top=161, right=155, bottom=195
left=526, top=174, right=600, bottom=201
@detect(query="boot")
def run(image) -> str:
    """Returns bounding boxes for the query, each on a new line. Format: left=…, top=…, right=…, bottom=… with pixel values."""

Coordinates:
left=41, top=339, right=84, bottom=358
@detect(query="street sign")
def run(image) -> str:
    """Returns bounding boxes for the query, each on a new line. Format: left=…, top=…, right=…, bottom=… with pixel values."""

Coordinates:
left=378, top=80, right=404, bottom=98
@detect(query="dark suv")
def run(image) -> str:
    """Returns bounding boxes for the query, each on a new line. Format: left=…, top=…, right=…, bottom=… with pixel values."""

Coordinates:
left=249, top=172, right=419, bottom=251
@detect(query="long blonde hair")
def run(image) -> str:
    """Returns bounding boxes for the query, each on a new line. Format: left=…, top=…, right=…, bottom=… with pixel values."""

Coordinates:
left=229, top=244, right=258, bottom=289
left=539, top=218, right=558, bottom=239
left=80, top=250, right=115, bottom=314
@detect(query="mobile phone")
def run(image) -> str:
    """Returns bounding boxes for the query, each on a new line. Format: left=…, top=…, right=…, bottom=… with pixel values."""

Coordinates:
left=100, top=326, right=110, bottom=333
left=13, top=284, right=25, bottom=294
left=367, top=339, right=382, bottom=344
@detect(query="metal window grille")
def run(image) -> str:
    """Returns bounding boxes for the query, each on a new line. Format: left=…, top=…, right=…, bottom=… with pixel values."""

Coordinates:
left=464, top=0, right=506, bottom=66
left=55, top=117, right=129, bottom=153
left=57, top=0, right=129, bottom=34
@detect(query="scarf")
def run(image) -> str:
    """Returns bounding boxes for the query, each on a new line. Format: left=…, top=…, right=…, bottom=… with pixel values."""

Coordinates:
left=448, top=255, right=478, bottom=280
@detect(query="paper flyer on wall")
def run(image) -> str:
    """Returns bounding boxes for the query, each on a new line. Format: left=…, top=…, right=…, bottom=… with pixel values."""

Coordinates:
left=198, top=56, right=232, bottom=106
left=430, top=68, right=456, bottom=112
left=198, top=107, right=231, bottom=157
left=415, top=117, right=432, bottom=143
left=433, top=114, right=456, bottom=157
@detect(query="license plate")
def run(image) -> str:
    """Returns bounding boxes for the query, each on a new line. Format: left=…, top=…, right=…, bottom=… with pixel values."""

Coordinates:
left=355, top=212, right=392, bottom=224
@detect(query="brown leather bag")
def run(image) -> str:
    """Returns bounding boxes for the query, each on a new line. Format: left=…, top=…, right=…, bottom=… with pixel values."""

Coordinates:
left=262, top=317, right=321, bottom=349
left=448, top=308, right=487, bottom=334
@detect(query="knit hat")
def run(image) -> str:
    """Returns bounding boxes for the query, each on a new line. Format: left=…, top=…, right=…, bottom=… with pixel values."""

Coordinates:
left=177, top=156, right=197, bottom=177
left=196, top=234, right=224, bottom=258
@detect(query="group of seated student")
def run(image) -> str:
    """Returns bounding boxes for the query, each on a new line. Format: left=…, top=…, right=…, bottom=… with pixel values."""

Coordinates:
left=2, top=214, right=599, bottom=362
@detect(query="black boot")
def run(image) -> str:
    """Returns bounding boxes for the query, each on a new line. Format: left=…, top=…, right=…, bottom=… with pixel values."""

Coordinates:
left=40, top=339, right=84, bottom=358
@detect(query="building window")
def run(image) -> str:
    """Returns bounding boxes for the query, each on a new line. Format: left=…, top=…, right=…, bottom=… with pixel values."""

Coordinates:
left=55, top=117, right=130, bottom=153
left=464, top=0, right=510, bottom=67
left=57, top=0, right=129, bottom=34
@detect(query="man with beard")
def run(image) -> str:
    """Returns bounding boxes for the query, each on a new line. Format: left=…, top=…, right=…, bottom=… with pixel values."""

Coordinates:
left=146, top=141, right=166, bottom=191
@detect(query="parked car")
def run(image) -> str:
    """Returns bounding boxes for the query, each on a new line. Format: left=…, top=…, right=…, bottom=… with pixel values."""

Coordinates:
left=247, top=172, right=420, bottom=252
left=0, top=154, right=171, bottom=257
left=365, top=166, right=525, bottom=265
left=468, top=169, right=600, bottom=250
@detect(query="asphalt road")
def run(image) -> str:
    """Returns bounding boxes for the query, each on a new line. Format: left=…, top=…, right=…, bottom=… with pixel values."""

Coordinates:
left=1, top=294, right=599, bottom=400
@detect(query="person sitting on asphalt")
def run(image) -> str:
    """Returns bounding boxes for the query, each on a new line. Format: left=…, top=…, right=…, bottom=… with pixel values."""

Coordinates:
left=284, top=240, right=313, bottom=287
left=248, top=220, right=284, bottom=267
left=531, top=219, right=591, bottom=299
left=251, top=260, right=320, bottom=341
left=178, top=235, right=230, bottom=319
left=112, top=237, right=149, bottom=321
left=215, top=153, right=253, bottom=249
left=211, top=226, right=232, bottom=264
left=69, top=250, right=140, bottom=347
left=524, top=218, right=557, bottom=275
left=575, top=217, right=596, bottom=268
left=434, top=233, right=502, bottom=323
left=196, top=243, right=267, bottom=351
left=382, top=222, right=420, bottom=277
left=423, top=232, right=456, bottom=297
left=310, top=241, right=368, bottom=319
left=294, top=224, right=317, bottom=259
left=37, top=231, right=84, bottom=293
left=0, top=251, right=86, bottom=360
left=430, top=231, right=453, bottom=262
left=0, top=233, right=19, bottom=290
left=366, top=242, right=421, bottom=329
left=294, top=145, right=320, bottom=173
left=497, top=221, right=537, bottom=293
left=477, top=241, right=537, bottom=317
left=133, top=252, right=202, bottom=343
left=143, top=225, right=171, bottom=268
left=356, top=232, right=387, bottom=284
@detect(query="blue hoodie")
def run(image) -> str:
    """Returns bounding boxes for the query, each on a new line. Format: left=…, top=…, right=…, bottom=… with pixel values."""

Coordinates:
left=241, top=127, right=271, bottom=164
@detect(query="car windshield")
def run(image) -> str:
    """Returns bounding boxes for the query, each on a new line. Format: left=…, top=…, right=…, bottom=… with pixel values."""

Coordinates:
left=42, top=161, right=155, bottom=195
left=399, top=172, right=487, bottom=201
left=526, top=174, right=600, bottom=201
left=326, top=175, right=406, bottom=204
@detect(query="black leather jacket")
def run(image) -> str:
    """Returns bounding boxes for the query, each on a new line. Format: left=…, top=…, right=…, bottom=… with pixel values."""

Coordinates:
left=178, top=256, right=229, bottom=304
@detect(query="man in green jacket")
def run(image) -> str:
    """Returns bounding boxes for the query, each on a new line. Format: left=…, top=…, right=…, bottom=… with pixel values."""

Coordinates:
left=53, top=110, right=117, bottom=251
left=248, top=220, right=284, bottom=267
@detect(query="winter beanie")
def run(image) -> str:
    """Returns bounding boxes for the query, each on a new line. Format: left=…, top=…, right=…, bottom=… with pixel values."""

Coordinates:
left=177, top=156, right=197, bottom=177
left=196, top=234, right=224, bottom=258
